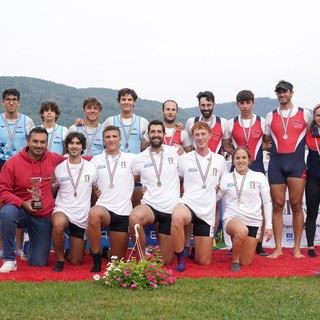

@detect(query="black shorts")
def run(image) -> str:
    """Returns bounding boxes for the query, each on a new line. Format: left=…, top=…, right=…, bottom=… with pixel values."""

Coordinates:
left=247, top=225, right=259, bottom=238
left=186, top=205, right=214, bottom=237
left=109, top=211, right=129, bottom=233
left=147, top=205, right=171, bottom=235
left=69, top=222, right=86, bottom=240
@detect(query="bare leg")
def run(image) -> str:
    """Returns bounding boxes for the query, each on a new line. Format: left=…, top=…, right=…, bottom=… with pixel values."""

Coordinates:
left=194, top=236, right=213, bottom=266
left=51, top=212, right=68, bottom=262
left=287, top=177, right=305, bottom=258
left=69, top=236, right=86, bottom=265
left=109, top=231, right=129, bottom=260
left=158, top=233, right=174, bottom=265
left=267, top=184, right=286, bottom=259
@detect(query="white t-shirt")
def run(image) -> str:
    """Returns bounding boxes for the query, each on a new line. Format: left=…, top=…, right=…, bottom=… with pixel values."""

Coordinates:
left=90, top=150, right=135, bottom=216
left=132, top=145, right=180, bottom=213
left=217, top=169, right=272, bottom=229
left=53, top=159, right=98, bottom=229
left=178, top=150, right=228, bottom=226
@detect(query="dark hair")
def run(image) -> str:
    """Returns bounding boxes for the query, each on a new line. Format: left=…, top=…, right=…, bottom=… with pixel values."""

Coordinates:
left=196, top=91, right=215, bottom=104
left=2, top=88, right=20, bottom=100
left=231, top=146, right=251, bottom=163
left=162, top=99, right=178, bottom=112
left=310, top=104, right=320, bottom=130
left=236, top=90, right=254, bottom=103
left=39, top=100, right=61, bottom=121
left=64, top=132, right=86, bottom=155
left=83, top=97, right=102, bottom=110
left=27, top=127, right=48, bottom=140
left=148, top=119, right=165, bottom=134
left=103, top=125, right=121, bottom=137
left=117, top=88, right=138, bottom=102
left=191, top=121, right=211, bottom=135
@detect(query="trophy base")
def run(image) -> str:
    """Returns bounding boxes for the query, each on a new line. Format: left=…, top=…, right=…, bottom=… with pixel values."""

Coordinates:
left=31, top=201, right=43, bottom=210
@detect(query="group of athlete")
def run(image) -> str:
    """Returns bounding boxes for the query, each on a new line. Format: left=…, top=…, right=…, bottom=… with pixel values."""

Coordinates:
left=0, top=80, right=319, bottom=274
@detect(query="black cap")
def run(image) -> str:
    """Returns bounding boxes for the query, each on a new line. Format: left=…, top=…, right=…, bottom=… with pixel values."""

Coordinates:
left=275, top=82, right=293, bottom=92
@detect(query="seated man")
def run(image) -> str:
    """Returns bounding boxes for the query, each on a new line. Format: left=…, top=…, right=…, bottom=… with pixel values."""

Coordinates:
left=51, top=132, right=97, bottom=272
left=129, top=120, right=180, bottom=265
left=88, top=125, right=135, bottom=272
left=171, top=122, right=228, bottom=272
left=0, top=127, right=65, bottom=272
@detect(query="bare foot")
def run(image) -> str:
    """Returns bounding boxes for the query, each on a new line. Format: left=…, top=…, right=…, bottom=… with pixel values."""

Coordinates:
left=267, top=249, right=283, bottom=259
left=293, top=249, right=305, bottom=258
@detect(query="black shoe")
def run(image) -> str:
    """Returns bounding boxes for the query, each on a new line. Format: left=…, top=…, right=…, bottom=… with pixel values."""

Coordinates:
left=308, top=249, right=317, bottom=257
left=52, top=261, right=64, bottom=272
left=101, top=246, right=109, bottom=259
left=189, top=247, right=195, bottom=260
left=64, top=248, right=70, bottom=261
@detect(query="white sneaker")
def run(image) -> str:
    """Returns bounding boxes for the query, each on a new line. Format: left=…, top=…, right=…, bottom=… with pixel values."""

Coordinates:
left=0, top=260, right=17, bottom=273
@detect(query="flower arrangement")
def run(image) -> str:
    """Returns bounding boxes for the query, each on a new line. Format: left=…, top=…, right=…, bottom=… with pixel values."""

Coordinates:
left=93, top=247, right=176, bottom=290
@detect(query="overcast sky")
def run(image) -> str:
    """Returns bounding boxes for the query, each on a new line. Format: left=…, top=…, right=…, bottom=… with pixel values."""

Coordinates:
left=2, top=0, right=319, bottom=109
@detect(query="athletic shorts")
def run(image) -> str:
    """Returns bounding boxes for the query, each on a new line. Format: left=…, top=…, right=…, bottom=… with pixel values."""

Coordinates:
left=108, top=211, right=129, bottom=233
left=268, top=153, right=306, bottom=184
left=185, top=205, right=214, bottom=237
left=223, top=218, right=261, bottom=239
left=146, top=205, right=171, bottom=235
left=68, top=221, right=86, bottom=240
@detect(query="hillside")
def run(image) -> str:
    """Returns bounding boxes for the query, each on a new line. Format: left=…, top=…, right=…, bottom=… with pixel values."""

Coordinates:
left=0, top=76, right=278, bottom=127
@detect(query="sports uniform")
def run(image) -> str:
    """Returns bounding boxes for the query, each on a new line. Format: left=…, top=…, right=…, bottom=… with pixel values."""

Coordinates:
left=53, top=159, right=98, bottom=232
left=0, top=113, right=34, bottom=168
left=185, top=115, right=228, bottom=154
left=265, top=106, right=312, bottom=184
left=227, top=115, right=265, bottom=173
left=217, top=169, right=272, bottom=236
left=103, top=114, right=149, bottom=154
left=178, top=150, right=227, bottom=235
left=68, top=124, right=104, bottom=156
left=90, top=150, right=135, bottom=224
left=42, top=124, right=68, bottom=155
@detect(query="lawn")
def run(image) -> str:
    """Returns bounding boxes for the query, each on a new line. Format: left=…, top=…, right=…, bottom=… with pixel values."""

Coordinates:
left=1, top=276, right=319, bottom=319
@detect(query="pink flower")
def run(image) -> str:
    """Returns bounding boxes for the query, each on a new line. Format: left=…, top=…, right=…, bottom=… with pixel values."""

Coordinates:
left=131, top=283, right=137, bottom=288
left=169, top=277, right=176, bottom=284
left=122, top=284, right=127, bottom=288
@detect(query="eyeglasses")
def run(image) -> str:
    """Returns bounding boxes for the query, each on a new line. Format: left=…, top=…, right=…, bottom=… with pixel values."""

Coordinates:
left=4, top=98, right=19, bottom=103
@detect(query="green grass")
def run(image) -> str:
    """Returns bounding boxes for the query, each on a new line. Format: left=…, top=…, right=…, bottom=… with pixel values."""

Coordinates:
left=1, top=277, right=320, bottom=319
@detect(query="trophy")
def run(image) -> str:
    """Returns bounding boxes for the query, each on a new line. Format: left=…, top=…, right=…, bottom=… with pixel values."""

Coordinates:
left=28, top=177, right=43, bottom=210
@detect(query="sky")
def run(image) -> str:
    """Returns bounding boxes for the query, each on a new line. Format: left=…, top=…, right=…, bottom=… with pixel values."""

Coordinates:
left=2, top=0, right=319, bottom=109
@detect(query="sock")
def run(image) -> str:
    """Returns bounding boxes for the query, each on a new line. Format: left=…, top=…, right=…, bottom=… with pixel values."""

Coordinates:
left=101, top=246, right=109, bottom=259
left=231, top=262, right=240, bottom=272
left=52, top=261, right=65, bottom=272
left=175, top=250, right=186, bottom=272
left=308, top=249, right=317, bottom=257
left=189, top=247, right=195, bottom=260
left=183, top=246, right=190, bottom=257
left=90, top=252, right=102, bottom=273
left=256, top=242, right=267, bottom=256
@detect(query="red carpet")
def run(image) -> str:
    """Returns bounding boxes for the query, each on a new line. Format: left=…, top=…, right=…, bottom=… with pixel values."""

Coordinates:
left=0, top=248, right=319, bottom=282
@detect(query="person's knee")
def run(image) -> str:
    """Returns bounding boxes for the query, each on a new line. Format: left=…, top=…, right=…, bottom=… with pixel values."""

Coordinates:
left=196, top=255, right=211, bottom=266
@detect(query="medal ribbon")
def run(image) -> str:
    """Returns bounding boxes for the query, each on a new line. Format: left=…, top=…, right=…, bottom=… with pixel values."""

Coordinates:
left=66, top=159, right=84, bottom=196
left=279, top=106, right=293, bottom=138
left=149, top=148, right=163, bottom=184
left=119, top=115, right=134, bottom=147
left=47, top=125, right=56, bottom=151
left=4, top=115, right=18, bottom=149
left=105, top=151, right=121, bottom=186
left=163, top=128, right=176, bottom=146
left=240, top=116, right=253, bottom=146
left=82, top=124, right=101, bottom=155
left=232, top=170, right=248, bottom=205
left=195, top=151, right=212, bottom=187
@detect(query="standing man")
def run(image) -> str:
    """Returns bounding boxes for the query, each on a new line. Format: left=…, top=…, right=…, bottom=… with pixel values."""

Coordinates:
left=224, top=90, right=267, bottom=255
left=0, top=127, right=65, bottom=272
left=51, top=132, right=97, bottom=272
left=265, top=80, right=312, bottom=259
left=141, top=99, right=192, bottom=152
left=0, top=88, right=35, bottom=259
left=88, top=125, right=135, bottom=272
left=171, top=122, right=228, bottom=272
left=185, top=91, right=229, bottom=154
left=39, top=100, right=68, bottom=155
left=130, top=120, right=180, bottom=265
left=103, top=88, right=148, bottom=208
left=69, top=97, right=104, bottom=156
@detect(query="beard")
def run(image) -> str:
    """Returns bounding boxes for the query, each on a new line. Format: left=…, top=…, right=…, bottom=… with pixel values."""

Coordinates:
left=150, top=137, right=163, bottom=149
left=163, top=116, right=175, bottom=124
left=200, top=109, right=213, bottom=119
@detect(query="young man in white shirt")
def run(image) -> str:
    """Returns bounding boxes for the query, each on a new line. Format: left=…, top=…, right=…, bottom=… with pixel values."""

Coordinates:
left=51, top=132, right=97, bottom=271
left=130, top=120, right=180, bottom=265
left=88, top=125, right=135, bottom=272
